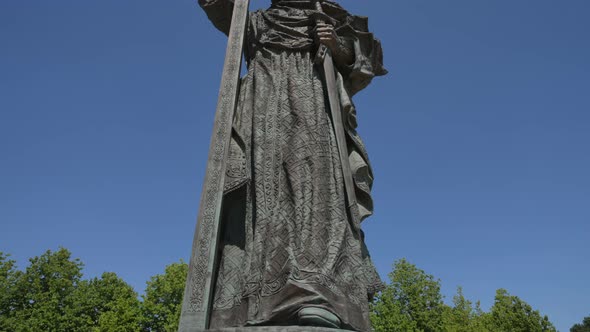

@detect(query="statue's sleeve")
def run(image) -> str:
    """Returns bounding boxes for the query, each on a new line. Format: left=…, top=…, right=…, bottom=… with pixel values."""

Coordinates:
left=199, top=0, right=235, bottom=35
left=336, top=15, right=387, bottom=96
left=330, top=15, right=386, bottom=222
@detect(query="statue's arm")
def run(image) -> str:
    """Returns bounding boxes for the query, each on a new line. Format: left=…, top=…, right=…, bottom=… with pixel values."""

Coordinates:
left=199, top=0, right=235, bottom=35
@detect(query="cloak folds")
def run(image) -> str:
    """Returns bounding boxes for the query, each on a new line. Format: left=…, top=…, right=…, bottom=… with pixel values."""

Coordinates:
left=199, top=1, right=386, bottom=330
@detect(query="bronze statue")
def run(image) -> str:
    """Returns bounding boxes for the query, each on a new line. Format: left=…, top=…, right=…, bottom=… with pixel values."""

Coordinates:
left=180, top=1, right=386, bottom=331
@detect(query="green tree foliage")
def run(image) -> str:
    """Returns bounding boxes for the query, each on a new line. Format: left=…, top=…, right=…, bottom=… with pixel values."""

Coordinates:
left=371, top=287, right=419, bottom=332
left=0, top=252, right=21, bottom=331
left=140, top=261, right=187, bottom=332
left=5, top=248, right=85, bottom=331
left=0, top=248, right=141, bottom=332
left=571, top=316, right=590, bottom=332
left=371, top=259, right=445, bottom=332
left=370, top=260, right=558, bottom=332
left=483, top=289, right=557, bottom=332
left=442, top=287, right=490, bottom=332
left=2, top=249, right=562, bottom=332
left=71, top=272, right=142, bottom=332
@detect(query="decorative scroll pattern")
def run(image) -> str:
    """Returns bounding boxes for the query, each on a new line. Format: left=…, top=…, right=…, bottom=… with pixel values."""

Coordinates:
left=188, top=0, right=387, bottom=331
left=209, top=51, right=382, bottom=332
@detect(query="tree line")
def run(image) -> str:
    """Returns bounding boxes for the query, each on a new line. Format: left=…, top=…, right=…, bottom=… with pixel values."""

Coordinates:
left=370, top=259, right=560, bottom=332
left=0, top=248, right=184, bottom=331
left=0, top=248, right=586, bottom=331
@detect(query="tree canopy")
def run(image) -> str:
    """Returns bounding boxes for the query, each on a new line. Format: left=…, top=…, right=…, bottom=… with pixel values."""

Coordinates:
left=0, top=248, right=184, bottom=332
left=571, top=316, right=590, bottom=332
left=371, top=258, right=444, bottom=332
left=140, top=261, right=187, bottom=332
left=371, top=259, right=557, bottom=332
left=0, top=249, right=560, bottom=331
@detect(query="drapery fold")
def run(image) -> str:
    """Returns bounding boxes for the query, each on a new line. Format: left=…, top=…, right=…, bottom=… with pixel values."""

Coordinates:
left=198, top=1, right=387, bottom=330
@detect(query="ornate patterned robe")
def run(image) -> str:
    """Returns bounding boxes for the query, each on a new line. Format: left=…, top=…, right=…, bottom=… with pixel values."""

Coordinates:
left=199, top=1, right=386, bottom=330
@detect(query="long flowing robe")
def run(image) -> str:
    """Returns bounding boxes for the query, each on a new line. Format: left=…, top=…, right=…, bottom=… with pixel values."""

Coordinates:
left=199, top=1, right=387, bottom=330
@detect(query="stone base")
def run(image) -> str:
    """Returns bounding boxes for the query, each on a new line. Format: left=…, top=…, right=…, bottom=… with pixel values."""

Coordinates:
left=203, top=327, right=351, bottom=332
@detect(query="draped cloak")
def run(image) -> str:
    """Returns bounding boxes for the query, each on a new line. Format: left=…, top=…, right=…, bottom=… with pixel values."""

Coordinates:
left=198, top=1, right=387, bottom=330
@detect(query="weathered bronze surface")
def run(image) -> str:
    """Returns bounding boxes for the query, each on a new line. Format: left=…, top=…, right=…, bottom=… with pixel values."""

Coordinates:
left=202, top=327, right=348, bottom=332
left=179, top=0, right=251, bottom=330
left=180, top=0, right=386, bottom=331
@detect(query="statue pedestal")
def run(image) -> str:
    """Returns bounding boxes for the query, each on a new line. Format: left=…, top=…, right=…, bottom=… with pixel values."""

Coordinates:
left=204, top=327, right=349, bottom=332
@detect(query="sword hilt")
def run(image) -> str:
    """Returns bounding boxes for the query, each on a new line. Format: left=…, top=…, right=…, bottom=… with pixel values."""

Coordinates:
left=314, top=0, right=329, bottom=64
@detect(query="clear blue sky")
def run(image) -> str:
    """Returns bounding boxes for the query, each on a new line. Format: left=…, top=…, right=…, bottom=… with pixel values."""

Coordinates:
left=1, top=1, right=589, bottom=331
